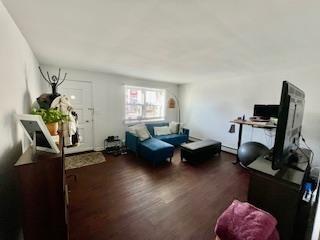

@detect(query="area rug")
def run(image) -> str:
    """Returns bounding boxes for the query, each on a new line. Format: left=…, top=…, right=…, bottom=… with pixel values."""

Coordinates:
left=65, top=152, right=106, bottom=170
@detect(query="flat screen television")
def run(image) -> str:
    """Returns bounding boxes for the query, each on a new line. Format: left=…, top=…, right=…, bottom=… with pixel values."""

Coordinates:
left=253, top=104, right=279, bottom=120
left=272, top=81, right=305, bottom=170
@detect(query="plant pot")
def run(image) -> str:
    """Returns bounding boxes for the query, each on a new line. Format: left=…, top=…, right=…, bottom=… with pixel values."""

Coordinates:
left=46, top=122, right=59, bottom=136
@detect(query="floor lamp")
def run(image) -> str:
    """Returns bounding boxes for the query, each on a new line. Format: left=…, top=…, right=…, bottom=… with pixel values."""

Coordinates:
left=167, top=92, right=180, bottom=123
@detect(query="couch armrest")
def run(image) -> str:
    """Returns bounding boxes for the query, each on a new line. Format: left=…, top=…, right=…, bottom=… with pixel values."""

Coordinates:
left=182, top=128, right=190, bottom=137
left=125, top=131, right=140, bottom=153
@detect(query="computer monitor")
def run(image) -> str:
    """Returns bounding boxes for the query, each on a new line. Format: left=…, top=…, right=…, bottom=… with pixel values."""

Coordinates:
left=253, top=104, right=279, bottom=120
left=272, top=81, right=305, bottom=170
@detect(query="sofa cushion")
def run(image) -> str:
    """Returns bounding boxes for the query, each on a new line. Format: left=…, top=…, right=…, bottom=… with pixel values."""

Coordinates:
left=169, top=121, right=179, bottom=134
left=135, top=126, right=151, bottom=141
left=127, top=123, right=147, bottom=137
left=155, top=134, right=188, bottom=146
left=145, top=122, right=169, bottom=136
left=154, top=126, right=171, bottom=136
left=139, top=138, right=174, bottom=164
left=140, top=137, right=172, bottom=151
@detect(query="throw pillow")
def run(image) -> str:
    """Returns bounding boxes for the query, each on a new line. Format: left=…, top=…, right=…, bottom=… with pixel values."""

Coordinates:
left=154, top=126, right=171, bottom=136
left=127, top=123, right=145, bottom=136
left=179, top=123, right=184, bottom=133
left=169, top=121, right=179, bottom=134
left=135, top=125, right=151, bottom=141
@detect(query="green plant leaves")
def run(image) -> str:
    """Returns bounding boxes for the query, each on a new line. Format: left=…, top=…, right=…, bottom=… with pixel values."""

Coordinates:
left=31, top=108, right=69, bottom=124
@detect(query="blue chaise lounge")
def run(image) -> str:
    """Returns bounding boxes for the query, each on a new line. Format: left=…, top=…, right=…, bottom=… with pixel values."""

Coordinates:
left=125, top=122, right=189, bottom=165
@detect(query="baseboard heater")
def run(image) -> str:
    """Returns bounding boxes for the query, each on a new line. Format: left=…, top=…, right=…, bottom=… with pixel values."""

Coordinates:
left=189, top=136, right=237, bottom=155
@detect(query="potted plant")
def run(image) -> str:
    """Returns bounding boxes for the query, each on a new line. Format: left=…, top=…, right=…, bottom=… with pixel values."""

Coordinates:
left=32, top=108, right=68, bottom=136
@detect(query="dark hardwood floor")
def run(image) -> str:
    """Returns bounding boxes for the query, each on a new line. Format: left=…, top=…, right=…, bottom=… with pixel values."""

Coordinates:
left=67, top=149, right=249, bottom=240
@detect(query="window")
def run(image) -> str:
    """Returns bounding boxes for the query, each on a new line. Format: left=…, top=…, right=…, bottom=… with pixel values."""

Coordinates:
left=125, top=86, right=166, bottom=123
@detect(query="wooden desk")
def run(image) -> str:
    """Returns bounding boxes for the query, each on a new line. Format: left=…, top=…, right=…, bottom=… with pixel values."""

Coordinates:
left=230, top=119, right=276, bottom=164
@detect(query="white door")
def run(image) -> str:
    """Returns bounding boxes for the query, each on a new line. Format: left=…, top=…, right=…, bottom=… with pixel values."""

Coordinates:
left=59, top=80, right=94, bottom=153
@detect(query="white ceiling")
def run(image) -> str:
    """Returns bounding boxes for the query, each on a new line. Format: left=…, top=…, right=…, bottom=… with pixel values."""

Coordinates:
left=3, top=0, right=320, bottom=83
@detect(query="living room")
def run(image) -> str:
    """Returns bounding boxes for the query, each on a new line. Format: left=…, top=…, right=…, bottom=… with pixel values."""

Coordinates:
left=1, top=1, right=320, bottom=240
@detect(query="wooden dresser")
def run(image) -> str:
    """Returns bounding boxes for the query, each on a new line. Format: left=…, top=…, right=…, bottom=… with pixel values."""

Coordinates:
left=15, top=144, right=69, bottom=240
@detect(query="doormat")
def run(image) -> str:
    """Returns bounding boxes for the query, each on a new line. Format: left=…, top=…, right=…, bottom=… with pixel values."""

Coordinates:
left=65, top=152, right=106, bottom=170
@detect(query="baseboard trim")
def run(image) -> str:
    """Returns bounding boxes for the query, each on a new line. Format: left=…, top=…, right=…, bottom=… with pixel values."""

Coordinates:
left=94, top=147, right=104, bottom=152
left=189, top=135, right=237, bottom=155
left=222, top=146, right=237, bottom=155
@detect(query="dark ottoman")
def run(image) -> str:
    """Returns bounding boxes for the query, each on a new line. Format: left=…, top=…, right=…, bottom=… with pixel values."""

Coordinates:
left=180, top=139, right=222, bottom=162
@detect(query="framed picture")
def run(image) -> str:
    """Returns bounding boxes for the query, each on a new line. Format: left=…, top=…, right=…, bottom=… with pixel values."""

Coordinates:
left=17, top=114, right=60, bottom=153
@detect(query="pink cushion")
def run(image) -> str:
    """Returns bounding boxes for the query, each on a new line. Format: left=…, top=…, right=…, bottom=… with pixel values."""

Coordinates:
left=215, top=200, right=279, bottom=240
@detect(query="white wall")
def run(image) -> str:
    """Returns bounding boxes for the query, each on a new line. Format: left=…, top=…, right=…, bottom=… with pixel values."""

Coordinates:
left=0, top=2, right=43, bottom=239
left=41, top=65, right=179, bottom=151
left=179, top=65, right=320, bottom=240
left=179, top=65, right=320, bottom=164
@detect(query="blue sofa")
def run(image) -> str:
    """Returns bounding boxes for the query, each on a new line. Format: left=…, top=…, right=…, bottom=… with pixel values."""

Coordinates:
left=125, top=122, right=189, bottom=165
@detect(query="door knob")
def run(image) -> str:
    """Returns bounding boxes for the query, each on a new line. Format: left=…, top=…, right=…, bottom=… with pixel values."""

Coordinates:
left=85, top=120, right=89, bottom=123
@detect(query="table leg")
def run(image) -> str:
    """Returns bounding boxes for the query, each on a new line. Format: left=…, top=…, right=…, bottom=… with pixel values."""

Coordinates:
left=232, top=123, right=243, bottom=164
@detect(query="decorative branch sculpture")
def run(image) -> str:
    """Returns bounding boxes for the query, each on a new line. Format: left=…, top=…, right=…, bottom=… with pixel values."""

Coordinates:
left=39, top=67, right=67, bottom=96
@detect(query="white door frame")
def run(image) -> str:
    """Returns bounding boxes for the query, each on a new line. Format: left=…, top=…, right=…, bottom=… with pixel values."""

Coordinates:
left=61, top=79, right=95, bottom=154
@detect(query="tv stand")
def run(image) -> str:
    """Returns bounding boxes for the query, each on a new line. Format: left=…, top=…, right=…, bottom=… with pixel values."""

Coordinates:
left=287, top=164, right=305, bottom=172
left=247, top=150, right=312, bottom=240
left=287, top=150, right=310, bottom=172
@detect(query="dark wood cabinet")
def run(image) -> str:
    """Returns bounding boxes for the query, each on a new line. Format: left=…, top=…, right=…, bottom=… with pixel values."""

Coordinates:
left=15, top=145, right=68, bottom=240
left=248, top=155, right=311, bottom=240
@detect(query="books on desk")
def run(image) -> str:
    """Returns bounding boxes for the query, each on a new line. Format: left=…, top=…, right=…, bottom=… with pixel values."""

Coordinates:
left=252, top=121, right=268, bottom=126
left=231, top=119, right=277, bottom=129
left=250, top=118, right=270, bottom=123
